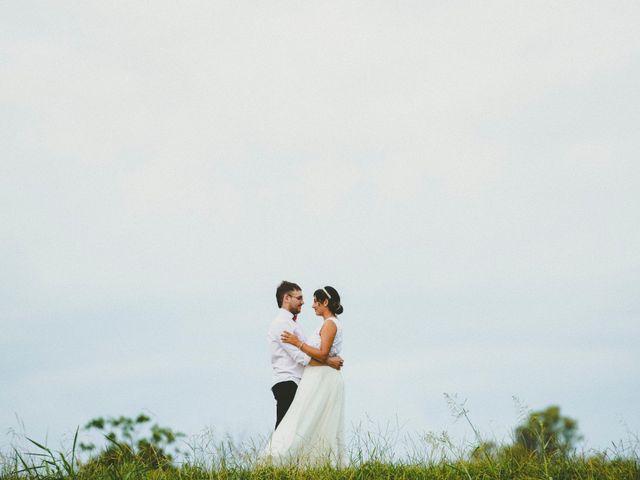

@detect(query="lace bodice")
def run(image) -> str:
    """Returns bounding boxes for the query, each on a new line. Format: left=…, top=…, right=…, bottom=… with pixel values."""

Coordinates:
left=308, top=316, right=343, bottom=357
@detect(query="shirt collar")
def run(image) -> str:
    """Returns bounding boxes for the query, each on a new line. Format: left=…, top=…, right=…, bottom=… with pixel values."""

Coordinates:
left=278, top=308, right=296, bottom=321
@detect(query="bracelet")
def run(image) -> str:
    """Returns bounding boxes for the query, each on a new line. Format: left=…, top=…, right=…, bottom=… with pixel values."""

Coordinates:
left=298, top=341, right=304, bottom=350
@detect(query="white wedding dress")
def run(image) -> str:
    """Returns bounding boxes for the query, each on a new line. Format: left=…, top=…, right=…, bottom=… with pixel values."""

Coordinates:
left=262, top=316, right=346, bottom=467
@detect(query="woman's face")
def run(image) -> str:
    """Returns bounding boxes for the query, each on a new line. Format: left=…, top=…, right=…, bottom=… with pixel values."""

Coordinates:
left=312, top=296, right=329, bottom=316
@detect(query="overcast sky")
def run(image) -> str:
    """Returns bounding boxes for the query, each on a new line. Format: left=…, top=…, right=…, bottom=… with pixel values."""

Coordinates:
left=2, top=1, right=639, bottom=457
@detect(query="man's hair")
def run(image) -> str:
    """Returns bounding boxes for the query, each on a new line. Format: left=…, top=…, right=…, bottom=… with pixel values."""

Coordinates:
left=276, top=280, right=301, bottom=308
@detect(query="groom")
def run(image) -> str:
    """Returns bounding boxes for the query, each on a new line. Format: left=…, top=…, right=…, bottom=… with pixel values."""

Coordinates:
left=268, top=280, right=344, bottom=429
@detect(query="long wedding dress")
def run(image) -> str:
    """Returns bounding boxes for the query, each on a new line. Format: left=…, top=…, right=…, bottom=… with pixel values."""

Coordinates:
left=262, top=316, right=346, bottom=467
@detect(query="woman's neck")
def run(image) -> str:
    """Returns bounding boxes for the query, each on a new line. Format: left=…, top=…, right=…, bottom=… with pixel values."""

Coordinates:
left=322, top=312, right=335, bottom=320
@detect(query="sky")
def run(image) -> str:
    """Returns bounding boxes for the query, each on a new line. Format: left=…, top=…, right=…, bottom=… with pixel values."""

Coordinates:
left=1, top=1, right=639, bottom=458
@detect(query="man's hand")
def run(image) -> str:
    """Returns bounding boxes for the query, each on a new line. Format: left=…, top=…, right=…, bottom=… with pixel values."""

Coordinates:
left=326, top=355, right=344, bottom=370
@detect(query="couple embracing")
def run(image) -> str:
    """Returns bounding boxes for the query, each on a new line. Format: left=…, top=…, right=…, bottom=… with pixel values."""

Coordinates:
left=262, top=281, right=346, bottom=466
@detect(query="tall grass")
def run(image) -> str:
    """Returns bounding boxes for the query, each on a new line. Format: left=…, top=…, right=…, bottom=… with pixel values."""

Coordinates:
left=2, top=427, right=638, bottom=479
left=2, top=408, right=639, bottom=479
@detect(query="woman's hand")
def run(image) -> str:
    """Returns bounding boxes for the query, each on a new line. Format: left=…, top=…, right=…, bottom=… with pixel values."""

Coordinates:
left=281, top=330, right=301, bottom=346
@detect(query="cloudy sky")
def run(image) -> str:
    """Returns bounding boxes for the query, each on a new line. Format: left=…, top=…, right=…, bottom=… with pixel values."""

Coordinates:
left=2, top=1, right=639, bottom=456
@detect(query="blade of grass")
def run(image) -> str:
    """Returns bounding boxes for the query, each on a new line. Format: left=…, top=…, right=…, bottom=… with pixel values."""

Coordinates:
left=14, top=449, right=39, bottom=478
left=70, top=426, right=79, bottom=479
left=26, top=437, right=55, bottom=460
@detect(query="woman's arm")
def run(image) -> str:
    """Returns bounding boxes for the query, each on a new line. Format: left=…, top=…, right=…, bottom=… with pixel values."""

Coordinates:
left=281, top=319, right=337, bottom=363
left=310, top=356, right=343, bottom=369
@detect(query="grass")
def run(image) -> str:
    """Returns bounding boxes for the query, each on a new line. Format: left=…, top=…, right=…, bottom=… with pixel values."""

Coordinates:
left=3, top=401, right=639, bottom=480
left=2, top=453, right=639, bottom=479
left=2, top=427, right=638, bottom=480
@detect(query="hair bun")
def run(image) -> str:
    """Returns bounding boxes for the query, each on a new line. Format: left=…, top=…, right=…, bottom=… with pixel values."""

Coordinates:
left=314, top=285, right=343, bottom=315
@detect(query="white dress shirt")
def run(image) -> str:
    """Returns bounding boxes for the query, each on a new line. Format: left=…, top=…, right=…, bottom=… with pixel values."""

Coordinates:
left=268, top=308, right=311, bottom=387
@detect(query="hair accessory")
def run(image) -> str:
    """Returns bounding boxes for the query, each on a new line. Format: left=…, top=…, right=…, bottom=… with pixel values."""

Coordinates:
left=321, top=288, right=332, bottom=299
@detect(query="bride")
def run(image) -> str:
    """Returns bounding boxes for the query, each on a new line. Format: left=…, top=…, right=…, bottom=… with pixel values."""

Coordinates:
left=262, top=286, right=346, bottom=466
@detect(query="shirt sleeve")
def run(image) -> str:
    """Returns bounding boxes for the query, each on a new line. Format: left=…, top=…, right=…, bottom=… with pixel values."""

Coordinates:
left=274, top=320, right=311, bottom=366
left=283, top=339, right=311, bottom=366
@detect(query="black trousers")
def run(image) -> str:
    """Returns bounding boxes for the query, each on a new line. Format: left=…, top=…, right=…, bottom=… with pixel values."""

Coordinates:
left=271, top=380, right=298, bottom=430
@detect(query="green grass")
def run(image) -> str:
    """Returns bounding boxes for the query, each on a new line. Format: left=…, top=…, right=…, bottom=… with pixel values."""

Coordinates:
left=2, top=456, right=639, bottom=480
left=2, top=428, right=639, bottom=480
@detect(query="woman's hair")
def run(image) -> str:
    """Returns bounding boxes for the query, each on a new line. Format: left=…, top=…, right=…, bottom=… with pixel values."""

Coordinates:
left=314, top=286, right=344, bottom=315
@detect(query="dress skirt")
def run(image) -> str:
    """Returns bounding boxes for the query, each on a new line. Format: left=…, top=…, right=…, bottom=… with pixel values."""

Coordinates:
left=263, top=365, right=346, bottom=467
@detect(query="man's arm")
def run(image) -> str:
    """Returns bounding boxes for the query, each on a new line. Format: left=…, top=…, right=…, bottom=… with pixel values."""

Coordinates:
left=282, top=321, right=344, bottom=370
left=311, top=356, right=344, bottom=370
left=272, top=321, right=311, bottom=366
left=280, top=337, right=312, bottom=367
left=276, top=326, right=343, bottom=370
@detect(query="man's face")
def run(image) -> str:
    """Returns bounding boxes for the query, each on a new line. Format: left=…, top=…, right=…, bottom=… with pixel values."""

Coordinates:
left=286, top=290, right=304, bottom=315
